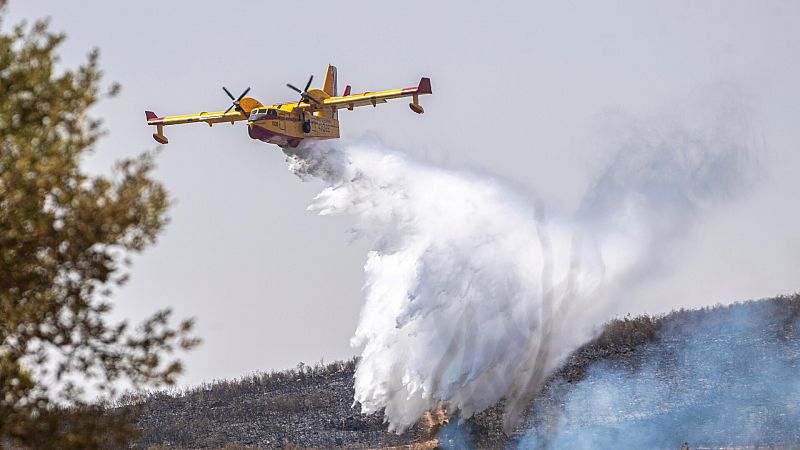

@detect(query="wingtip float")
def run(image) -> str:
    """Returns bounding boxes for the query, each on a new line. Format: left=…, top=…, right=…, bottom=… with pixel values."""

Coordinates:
left=145, top=65, right=432, bottom=149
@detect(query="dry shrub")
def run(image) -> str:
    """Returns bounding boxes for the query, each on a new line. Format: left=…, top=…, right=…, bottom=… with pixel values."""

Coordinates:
left=417, top=407, right=448, bottom=437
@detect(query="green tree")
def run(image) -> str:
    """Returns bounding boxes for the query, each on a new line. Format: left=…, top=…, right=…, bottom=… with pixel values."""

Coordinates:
left=0, top=5, right=198, bottom=448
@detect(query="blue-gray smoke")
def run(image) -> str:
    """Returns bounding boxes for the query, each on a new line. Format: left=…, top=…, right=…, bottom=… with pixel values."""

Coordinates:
left=436, top=416, right=475, bottom=450
left=518, top=300, right=800, bottom=449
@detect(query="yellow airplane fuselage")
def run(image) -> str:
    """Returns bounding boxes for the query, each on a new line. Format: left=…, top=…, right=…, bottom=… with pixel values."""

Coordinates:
left=246, top=102, right=340, bottom=148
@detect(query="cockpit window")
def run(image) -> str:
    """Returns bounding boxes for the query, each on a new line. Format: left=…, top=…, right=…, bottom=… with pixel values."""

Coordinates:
left=250, top=108, right=278, bottom=119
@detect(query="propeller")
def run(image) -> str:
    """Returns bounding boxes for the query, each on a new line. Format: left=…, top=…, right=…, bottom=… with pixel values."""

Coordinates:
left=287, top=75, right=321, bottom=107
left=222, top=86, right=251, bottom=114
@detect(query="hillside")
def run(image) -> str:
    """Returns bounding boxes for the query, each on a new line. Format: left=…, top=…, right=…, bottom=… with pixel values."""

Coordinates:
left=125, top=294, right=800, bottom=449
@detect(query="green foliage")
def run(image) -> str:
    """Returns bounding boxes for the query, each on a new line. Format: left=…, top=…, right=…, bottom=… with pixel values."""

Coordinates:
left=0, top=6, right=198, bottom=448
left=594, top=313, right=662, bottom=350
left=559, top=293, right=800, bottom=385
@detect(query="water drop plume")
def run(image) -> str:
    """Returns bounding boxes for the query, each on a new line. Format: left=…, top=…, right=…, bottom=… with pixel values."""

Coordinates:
left=284, top=141, right=633, bottom=432
left=282, top=87, right=758, bottom=433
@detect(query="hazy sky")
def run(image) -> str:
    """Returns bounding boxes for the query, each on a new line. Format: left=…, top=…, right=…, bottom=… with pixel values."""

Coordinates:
left=6, top=1, right=799, bottom=386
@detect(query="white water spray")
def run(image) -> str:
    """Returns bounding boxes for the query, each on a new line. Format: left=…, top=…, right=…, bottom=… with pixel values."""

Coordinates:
left=285, top=142, right=640, bottom=432
left=283, top=87, right=758, bottom=433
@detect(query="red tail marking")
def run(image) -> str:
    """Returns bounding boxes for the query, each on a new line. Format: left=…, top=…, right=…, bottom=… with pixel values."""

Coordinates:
left=416, top=77, right=432, bottom=94
left=145, top=110, right=164, bottom=124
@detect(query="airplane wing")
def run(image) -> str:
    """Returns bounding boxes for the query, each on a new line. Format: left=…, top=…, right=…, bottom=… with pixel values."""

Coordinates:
left=145, top=110, right=247, bottom=144
left=301, top=77, right=432, bottom=113
left=145, top=110, right=247, bottom=127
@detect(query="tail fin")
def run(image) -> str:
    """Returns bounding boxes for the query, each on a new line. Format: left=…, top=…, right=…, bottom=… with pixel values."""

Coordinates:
left=322, top=64, right=338, bottom=97
left=322, top=64, right=338, bottom=119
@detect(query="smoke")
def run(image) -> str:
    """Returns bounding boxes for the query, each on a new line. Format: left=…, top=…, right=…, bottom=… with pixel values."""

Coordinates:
left=518, top=300, right=800, bottom=448
left=282, top=84, right=760, bottom=434
left=436, top=416, right=474, bottom=450
left=577, top=85, right=760, bottom=293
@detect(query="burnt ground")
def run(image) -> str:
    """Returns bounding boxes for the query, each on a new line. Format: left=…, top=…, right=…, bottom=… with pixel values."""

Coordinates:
left=128, top=294, right=800, bottom=449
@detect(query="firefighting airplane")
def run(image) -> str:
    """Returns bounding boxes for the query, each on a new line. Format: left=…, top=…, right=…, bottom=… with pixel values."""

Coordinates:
left=145, top=65, right=432, bottom=148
